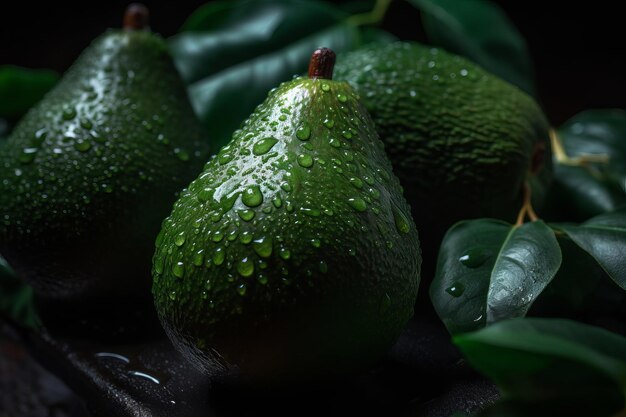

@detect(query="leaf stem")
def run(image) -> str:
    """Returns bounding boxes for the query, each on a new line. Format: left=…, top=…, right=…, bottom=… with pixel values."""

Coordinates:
left=550, top=128, right=610, bottom=166
left=515, top=182, right=538, bottom=226
left=346, top=0, right=393, bottom=27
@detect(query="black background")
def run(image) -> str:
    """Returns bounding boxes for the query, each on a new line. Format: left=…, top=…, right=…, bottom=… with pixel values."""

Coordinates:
left=1, top=0, right=624, bottom=125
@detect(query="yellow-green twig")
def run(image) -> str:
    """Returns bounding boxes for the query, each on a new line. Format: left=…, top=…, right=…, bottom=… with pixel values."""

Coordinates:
left=550, top=128, right=610, bottom=166
left=346, top=0, right=393, bottom=27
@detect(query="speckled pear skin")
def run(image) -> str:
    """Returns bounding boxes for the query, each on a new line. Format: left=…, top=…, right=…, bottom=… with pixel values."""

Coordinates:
left=0, top=29, right=210, bottom=301
left=152, top=75, right=421, bottom=379
left=334, top=42, right=552, bottom=266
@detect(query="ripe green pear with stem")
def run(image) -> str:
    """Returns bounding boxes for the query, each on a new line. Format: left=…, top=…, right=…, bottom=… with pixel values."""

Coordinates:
left=153, top=48, right=421, bottom=380
left=0, top=4, right=210, bottom=303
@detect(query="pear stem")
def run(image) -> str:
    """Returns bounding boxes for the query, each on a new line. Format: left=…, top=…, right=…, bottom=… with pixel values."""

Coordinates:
left=124, top=3, right=150, bottom=30
left=308, top=48, right=336, bottom=80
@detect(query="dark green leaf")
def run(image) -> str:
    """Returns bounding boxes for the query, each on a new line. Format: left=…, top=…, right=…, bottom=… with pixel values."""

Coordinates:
left=169, top=0, right=361, bottom=149
left=0, top=255, right=38, bottom=329
left=170, top=0, right=347, bottom=84
left=455, top=318, right=626, bottom=417
left=430, top=220, right=561, bottom=334
left=542, top=163, right=626, bottom=222
left=406, top=0, right=534, bottom=94
left=528, top=234, right=626, bottom=339
left=530, top=234, right=624, bottom=320
left=559, top=110, right=626, bottom=176
left=0, top=65, right=58, bottom=121
left=544, top=110, right=626, bottom=222
left=185, top=24, right=359, bottom=149
left=554, top=209, right=626, bottom=290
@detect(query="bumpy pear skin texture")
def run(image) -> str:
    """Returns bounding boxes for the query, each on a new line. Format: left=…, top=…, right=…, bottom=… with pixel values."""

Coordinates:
left=152, top=53, right=421, bottom=379
left=334, top=42, right=551, bottom=249
left=0, top=28, right=210, bottom=300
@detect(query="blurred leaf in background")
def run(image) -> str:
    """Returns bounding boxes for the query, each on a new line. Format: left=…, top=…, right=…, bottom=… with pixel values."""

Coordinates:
left=457, top=318, right=626, bottom=417
left=532, top=233, right=626, bottom=326
left=0, top=66, right=58, bottom=123
left=553, top=209, right=626, bottom=291
left=544, top=110, right=626, bottom=222
left=168, top=0, right=372, bottom=149
left=168, top=0, right=535, bottom=151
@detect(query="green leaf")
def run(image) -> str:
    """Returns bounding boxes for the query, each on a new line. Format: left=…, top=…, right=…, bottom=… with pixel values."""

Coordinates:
left=170, top=0, right=347, bottom=84
left=187, top=25, right=359, bottom=149
left=543, top=164, right=626, bottom=222
left=430, top=220, right=561, bottom=334
left=0, top=65, right=58, bottom=121
left=544, top=110, right=626, bottom=222
left=169, top=0, right=361, bottom=149
left=559, top=110, right=626, bottom=176
left=528, top=233, right=626, bottom=332
left=406, top=0, right=534, bottom=95
left=455, top=318, right=626, bottom=417
left=0, top=255, right=38, bottom=329
left=554, top=209, right=626, bottom=290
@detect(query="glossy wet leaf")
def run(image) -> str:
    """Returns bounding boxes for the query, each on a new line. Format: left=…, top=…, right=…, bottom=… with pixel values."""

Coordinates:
left=456, top=318, right=626, bottom=417
left=543, top=163, right=626, bottom=222
left=544, top=110, right=626, bottom=222
left=169, top=0, right=361, bottom=148
left=554, top=209, right=626, bottom=290
left=530, top=234, right=617, bottom=317
left=430, top=219, right=561, bottom=334
left=0, top=65, right=58, bottom=121
left=406, top=0, right=534, bottom=95
left=170, top=0, right=347, bottom=84
left=0, top=255, right=38, bottom=329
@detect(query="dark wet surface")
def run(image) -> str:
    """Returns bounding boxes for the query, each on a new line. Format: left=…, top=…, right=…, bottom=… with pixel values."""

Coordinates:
left=1, top=299, right=498, bottom=417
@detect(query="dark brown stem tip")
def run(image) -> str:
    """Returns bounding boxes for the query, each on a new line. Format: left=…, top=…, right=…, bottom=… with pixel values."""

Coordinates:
left=124, top=3, right=150, bottom=30
left=308, top=47, right=336, bottom=80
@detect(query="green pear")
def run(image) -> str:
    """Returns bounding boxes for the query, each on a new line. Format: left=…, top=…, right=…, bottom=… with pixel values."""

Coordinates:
left=152, top=48, right=421, bottom=380
left=0, top=4, right=210, bottom=301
